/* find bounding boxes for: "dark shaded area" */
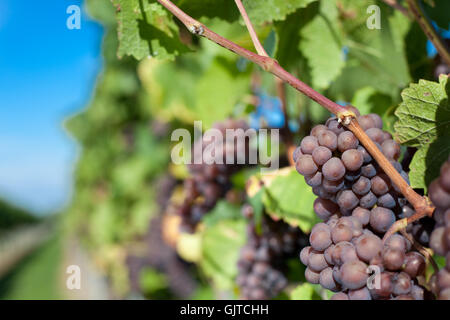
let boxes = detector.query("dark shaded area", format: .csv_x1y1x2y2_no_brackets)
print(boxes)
0,199,39,231
423,76,450,188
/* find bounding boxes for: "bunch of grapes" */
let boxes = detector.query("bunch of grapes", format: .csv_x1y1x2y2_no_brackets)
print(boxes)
236,205,308,300
178,119,253,232
295,112,428,299
428,157,450,300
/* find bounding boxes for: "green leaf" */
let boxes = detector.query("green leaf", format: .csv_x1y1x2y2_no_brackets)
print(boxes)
409,134,450,191
200,219,246,290
274,2,318,69
175,0,239,22
395,75,450,190
256,167,319,233
113,0,188,60
299,0,345,90
328,4,411,101
243,0,318,26
202,201,243,227
290,283,322,300
394,75,450,147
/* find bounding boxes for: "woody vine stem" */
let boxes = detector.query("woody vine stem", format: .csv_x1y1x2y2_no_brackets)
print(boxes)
156,0,435,237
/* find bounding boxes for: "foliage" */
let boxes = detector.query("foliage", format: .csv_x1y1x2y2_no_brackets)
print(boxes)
63,0,450,300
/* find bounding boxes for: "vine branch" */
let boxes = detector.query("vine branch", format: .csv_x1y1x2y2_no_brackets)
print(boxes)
233,0,268,57
156,0,435,225
406,0,450,66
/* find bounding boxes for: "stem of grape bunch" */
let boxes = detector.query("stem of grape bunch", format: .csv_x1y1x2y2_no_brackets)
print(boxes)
156,0,435,230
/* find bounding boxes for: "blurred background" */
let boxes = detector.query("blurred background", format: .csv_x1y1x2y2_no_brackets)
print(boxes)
0,0,105,299
0,0,448,300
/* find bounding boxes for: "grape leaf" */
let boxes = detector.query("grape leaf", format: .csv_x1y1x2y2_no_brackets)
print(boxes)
113,0,188,60
174,0,239,22
394,75,450,147
409,136,450,191
247,167,319,233
299,0,344,90
200,219,246,290
242,0,317,26
328,4,411,101
202,201,242,227
395,75,450,190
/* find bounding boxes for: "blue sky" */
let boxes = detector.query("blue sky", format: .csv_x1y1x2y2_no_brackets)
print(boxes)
0,1,103,215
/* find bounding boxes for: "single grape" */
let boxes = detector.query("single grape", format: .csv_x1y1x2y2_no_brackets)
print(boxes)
359,191,377,209
331,223,354,243
377,193,396,209
311,124,328,138
313,198,339,221
365,128,384,144
339,260,369,290
371,174,390,196
352,176,371,196
305,267,320,284
337,190,359,211
308,251,329,272
403,252,426,278
383,248,405,271
357,115,376,131
342,149,364,171
355,234,383,263
368,113,383,129
300,246,313,265
312,146,332,166
301,136,319,155
370,272,393,299
361,164,377,178
352,207,371,226
384,234,407,252
310,225,332,251
318,130,338,151
370,207,395,233
319,267,339,291
295,154,318,176
429,226,447,256
392,272,412,296
381,139,400,160
327,119,345,135
322,157,346,181
305,172,322,187
429,180,450,209
337,131,359,152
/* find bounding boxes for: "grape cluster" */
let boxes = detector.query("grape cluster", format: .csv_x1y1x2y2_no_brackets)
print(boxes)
178,119,253,232
428,157,450,300
295,112,428,299
236,206,308,300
